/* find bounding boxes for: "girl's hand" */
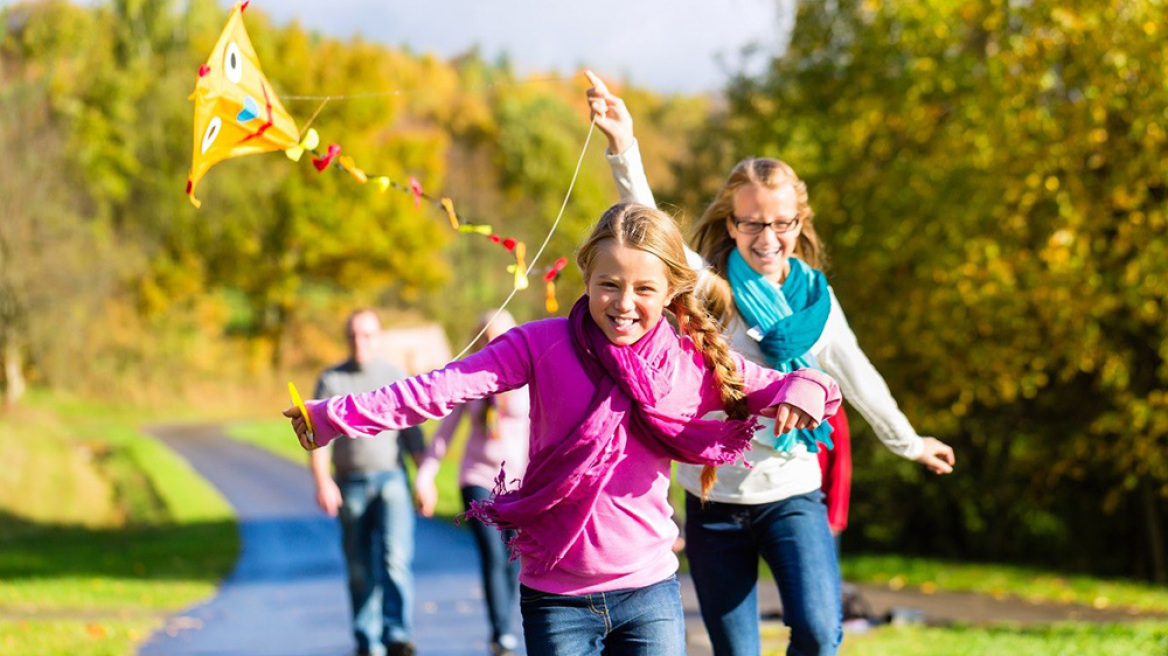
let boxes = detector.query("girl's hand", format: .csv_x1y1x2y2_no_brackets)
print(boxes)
916,437,956,474
414,479,438,518
761,402,818,436
585,70,635,155
315,477,343,517
282,405,317,451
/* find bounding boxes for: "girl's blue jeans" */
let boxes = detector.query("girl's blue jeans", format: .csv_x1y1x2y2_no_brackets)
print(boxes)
519,575,685,656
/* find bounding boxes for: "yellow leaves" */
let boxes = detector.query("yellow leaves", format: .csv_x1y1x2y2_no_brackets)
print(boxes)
1050,8,1083,31
1144,121,1165,146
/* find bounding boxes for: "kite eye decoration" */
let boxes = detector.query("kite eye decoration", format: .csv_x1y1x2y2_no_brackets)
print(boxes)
201,116,223,154
224,42,244,84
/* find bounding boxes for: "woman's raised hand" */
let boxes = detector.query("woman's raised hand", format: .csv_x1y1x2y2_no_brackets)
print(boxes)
585,70,635,155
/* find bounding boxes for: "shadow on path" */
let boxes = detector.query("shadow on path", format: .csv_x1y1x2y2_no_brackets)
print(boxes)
138,424,515,656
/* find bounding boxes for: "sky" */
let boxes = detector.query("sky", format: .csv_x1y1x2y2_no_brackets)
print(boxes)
220,0,795,94
2,0,797,92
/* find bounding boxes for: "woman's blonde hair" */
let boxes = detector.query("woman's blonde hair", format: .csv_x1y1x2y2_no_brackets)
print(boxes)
577,202,750,497
690,158,826,324
471,309,518,435
470,308,518,353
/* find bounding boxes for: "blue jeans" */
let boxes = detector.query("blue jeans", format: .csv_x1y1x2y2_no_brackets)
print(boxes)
685,491,841,656
338,470,415,653
462,485,521,645
520,575,685,656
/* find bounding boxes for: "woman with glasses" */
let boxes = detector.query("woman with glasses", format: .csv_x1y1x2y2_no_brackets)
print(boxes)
585,72,956,656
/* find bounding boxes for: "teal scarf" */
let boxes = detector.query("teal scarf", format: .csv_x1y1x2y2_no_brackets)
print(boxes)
727,250,834,453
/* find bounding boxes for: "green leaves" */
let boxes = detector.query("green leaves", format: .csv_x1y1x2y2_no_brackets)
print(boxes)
691,0,1168,580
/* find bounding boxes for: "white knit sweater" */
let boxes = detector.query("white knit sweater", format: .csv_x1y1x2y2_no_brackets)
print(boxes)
607,142,924,504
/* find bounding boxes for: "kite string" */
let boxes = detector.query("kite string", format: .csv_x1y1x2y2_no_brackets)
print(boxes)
300,97,331,133
283,74,569,101
450,116,598,362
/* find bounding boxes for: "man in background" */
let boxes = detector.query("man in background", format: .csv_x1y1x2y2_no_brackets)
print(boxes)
312,308,425,656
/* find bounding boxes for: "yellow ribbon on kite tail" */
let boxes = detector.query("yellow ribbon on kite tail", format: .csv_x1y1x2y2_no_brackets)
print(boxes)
187,1,300,208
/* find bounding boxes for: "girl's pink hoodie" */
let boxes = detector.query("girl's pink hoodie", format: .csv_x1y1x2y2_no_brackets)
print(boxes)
307,317,840,595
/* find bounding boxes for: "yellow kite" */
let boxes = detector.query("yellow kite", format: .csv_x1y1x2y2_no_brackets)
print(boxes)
187,1,299,207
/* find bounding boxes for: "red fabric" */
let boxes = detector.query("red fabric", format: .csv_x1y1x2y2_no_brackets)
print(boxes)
818,405,852,534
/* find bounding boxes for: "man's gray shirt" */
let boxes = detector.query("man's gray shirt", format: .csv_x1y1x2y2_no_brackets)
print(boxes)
315,358,423,477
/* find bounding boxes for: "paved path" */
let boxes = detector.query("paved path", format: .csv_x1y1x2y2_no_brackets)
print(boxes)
138,424,518,656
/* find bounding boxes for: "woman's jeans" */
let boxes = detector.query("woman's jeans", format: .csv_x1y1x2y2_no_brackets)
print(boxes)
338,470,415,652
685,491,841,656
520,575,685,656
462,485,521,645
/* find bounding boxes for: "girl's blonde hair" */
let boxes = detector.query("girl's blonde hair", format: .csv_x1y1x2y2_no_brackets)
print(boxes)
577,202,749,497
690,158,826,323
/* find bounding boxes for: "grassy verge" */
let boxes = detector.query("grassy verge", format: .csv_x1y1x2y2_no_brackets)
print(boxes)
0,390,238,656
225,417,312,466
841,553,1168,613
750,554,1168,655
0,619,160,656
759,620,1168,656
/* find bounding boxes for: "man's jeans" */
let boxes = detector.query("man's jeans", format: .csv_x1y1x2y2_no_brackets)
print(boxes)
338,470,414,653
685,491,842,656
520,575,685,656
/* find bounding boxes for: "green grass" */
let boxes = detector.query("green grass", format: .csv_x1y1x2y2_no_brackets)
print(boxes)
841,554,1168,613
0,619,159,656
808,621,1168,656
750,554,1168,654
0,390,238,655
225,416,313,466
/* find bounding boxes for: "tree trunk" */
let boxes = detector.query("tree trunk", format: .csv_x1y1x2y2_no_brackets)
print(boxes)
1142,479,1166,584
3,341,25,407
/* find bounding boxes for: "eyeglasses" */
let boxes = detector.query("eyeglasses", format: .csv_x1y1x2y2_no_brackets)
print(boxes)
730,216,801,235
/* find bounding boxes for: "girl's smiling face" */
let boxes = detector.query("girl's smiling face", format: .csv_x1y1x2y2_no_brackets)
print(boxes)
727,182,803,283
585,240,673,346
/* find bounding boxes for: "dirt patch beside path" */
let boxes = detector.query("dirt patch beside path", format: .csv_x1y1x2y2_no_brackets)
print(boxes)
845,582,1167,626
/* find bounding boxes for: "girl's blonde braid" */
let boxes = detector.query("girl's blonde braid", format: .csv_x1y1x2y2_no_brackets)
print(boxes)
671,291,750,499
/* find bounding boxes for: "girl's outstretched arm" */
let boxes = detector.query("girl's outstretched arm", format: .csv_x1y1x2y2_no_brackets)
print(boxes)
761,402,818,437
740,358,842,429
288,327,532,449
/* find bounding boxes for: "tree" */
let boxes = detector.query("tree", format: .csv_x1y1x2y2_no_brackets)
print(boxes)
0,81,120,405
693,0,1168,580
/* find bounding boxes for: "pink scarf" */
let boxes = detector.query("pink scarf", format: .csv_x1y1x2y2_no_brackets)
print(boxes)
466,295,757,573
